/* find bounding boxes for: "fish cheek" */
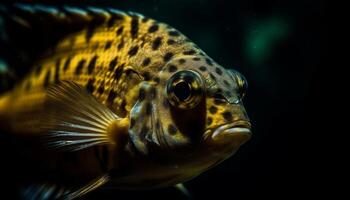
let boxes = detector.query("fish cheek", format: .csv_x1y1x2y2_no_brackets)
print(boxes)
169,98,206,143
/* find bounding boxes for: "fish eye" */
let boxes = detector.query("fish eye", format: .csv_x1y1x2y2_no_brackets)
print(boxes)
166,70,204,109
228,69,248,99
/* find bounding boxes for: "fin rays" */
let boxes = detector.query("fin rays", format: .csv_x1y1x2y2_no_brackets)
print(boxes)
42,81,118,151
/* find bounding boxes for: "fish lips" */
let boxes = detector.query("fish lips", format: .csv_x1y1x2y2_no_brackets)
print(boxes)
204,121,252,146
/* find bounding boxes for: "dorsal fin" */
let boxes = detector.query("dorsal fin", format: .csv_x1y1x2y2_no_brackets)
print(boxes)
0,3,127,80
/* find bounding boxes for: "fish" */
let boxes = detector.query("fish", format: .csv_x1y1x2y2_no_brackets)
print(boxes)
0,3,252,199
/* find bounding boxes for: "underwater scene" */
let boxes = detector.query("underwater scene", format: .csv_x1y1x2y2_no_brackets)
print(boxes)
0,0,324,199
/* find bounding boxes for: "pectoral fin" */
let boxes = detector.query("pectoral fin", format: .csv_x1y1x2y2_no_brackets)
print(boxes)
21,174,110,200
42,81,120,151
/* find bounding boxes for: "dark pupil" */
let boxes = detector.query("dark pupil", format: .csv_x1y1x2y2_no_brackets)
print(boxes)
174,81,191,101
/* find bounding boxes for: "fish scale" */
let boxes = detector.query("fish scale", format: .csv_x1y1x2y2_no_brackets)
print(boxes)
6,6,197,118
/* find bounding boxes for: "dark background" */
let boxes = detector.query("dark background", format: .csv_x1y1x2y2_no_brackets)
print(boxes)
2,0,326,199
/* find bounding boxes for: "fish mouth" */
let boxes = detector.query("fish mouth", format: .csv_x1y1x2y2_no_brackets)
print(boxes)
204,121,252,143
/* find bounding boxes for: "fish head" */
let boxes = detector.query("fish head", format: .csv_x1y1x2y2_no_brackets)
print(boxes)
128,55,251,182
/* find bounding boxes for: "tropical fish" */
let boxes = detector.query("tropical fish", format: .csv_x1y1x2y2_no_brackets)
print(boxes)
0,4,252,199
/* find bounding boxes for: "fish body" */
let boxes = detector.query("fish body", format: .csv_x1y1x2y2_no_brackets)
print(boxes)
0,4,251,199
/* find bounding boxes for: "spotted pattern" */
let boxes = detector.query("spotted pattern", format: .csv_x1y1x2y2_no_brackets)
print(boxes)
199,66,207,72
116,26,124,36
148,24,159,33
209,106,218,114
152,37,162,50
130,16,139,39
87,56,98,74
128,46,139,57
109,57,118,71
183,50,196,55
222,112,233,122
142,57,151,66
167,39,175,45
168,65,177,73
75,60,85,75
163,52,173,62
86,79,95,93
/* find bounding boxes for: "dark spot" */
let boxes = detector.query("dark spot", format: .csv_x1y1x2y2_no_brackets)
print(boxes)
107,14,124,28
117,40,125,50
85,18,100,42
107,90,117,105
98,85,104,95
104,41,112,50
209,73,216,81
116,26,124,36
199,66,207,72
75,60,85,75
167,39,175,45
107,17,116,28
88,56,98,74
128,46,139,57
139,88,146,101
152,37,162,50
44,70,51,87
205,58,213,66
145,103,152,115
130,118,135,129
178,59,186,64
222,112,233,122
143,71,151,81
209,106,218,114
168,30,180,36
63,57,71,72
207,117,213,126
183,50,196,55
168,124,177,135
223,80,230,86
86,79,95,94
215,67,223,75
168,65,177,73
114,64,124,80
35,65,42,76
142,57,151,66
54,59,60,84
142,17,149,23
148,24,159,33
109,57,118,71
163,52,173,62
193,57,201,61
130,16,139,39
